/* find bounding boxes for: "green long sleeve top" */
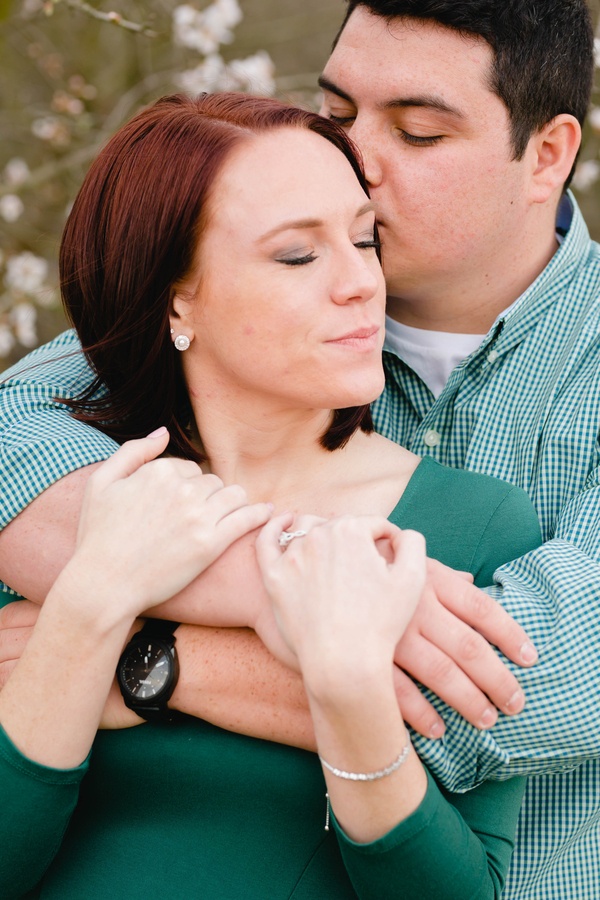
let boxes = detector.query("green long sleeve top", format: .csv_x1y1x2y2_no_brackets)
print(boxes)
0,457,542,899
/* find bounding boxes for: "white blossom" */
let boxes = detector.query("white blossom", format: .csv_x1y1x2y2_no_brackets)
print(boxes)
4,158,30,187
572,158,600,192
177,50,275,96
31,116,61,140
0,323,15,358
0,195,24,223
227,51,275,95
10,302,38,347
177,54,227,94
31,116,70,146
173,0,242,55
5,252,49,294
52,91,85,117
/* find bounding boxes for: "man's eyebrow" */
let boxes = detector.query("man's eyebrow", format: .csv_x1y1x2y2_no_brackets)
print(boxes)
318,74,464,119
258,202,375,243
385,95,465,119
318,74,354,105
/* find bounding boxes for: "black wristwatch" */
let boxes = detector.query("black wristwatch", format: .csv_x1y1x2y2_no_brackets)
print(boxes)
117,619,180,722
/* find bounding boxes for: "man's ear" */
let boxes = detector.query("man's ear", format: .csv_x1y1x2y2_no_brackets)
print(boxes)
527,114,581,203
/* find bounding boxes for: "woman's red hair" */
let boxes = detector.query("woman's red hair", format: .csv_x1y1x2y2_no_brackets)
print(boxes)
60,93,376,460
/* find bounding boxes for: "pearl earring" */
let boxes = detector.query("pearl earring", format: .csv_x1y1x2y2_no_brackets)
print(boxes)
173,334,190,351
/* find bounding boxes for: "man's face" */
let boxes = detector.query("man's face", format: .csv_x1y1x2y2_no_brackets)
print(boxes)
320,8,534,319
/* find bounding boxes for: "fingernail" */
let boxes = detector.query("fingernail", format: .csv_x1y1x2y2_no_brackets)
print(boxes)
266,502,275,512
429,721,445,739
505,689,525,714
479,708,497,730
520,641,538,664
147,426,168,438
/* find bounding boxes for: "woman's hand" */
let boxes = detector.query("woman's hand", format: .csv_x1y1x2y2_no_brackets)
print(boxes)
256,513,430,844
255,513,427,691
67,427,273,624
0,429,272,769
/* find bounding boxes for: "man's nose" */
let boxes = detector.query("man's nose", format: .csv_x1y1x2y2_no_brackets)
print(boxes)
349,120,384,188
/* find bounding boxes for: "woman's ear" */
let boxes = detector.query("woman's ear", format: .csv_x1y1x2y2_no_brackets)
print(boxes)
527,114,581,203
169,291,195,350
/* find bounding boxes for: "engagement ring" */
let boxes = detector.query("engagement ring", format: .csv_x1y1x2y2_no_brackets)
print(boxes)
278,529,307,549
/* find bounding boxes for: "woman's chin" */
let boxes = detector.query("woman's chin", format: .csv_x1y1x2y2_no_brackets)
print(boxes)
330,374,385,409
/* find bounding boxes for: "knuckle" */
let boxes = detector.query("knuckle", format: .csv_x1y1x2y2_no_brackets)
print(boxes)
426,655,456,686
175,479,196,505
202,472,224,489
457,630,488,663
0,601,19,628
393,670,417,701
468,588,494,620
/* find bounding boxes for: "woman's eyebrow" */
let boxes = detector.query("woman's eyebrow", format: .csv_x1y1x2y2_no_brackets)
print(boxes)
258,203,375,244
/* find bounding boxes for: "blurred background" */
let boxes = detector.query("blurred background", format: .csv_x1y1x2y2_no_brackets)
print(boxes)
1,0,599,371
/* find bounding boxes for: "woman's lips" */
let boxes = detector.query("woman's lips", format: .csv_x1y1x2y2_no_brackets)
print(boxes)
326,326,381,350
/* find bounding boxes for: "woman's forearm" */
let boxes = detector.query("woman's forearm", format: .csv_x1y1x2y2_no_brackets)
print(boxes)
0,564,133,768
304,662,427,843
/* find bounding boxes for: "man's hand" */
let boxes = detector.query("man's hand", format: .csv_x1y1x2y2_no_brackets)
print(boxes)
392,559,538,737
0,600,38,689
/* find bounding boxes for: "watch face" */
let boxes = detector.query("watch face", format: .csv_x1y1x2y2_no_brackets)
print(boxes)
119,639,173,701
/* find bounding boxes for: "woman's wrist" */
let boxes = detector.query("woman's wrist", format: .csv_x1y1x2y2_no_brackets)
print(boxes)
302,656,395,712
46,559,140,639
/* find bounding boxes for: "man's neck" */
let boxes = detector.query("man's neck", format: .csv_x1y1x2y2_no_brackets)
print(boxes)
386,212,561,334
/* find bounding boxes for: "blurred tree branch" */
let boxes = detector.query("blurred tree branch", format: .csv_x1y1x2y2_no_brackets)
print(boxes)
43,0,157,36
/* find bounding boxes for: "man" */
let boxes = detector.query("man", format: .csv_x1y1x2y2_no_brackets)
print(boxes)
0,1,598,896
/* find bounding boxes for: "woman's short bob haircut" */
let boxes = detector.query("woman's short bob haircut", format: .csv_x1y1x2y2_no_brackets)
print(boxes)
60,92,377,462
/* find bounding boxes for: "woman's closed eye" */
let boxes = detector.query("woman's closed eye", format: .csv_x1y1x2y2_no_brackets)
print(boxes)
275,250,318,267
354,237,381,251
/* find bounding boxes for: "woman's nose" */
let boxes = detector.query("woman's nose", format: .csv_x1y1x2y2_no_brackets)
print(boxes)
330,250,383,306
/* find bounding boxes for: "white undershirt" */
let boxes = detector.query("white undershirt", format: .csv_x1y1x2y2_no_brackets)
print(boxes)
384,318,488,399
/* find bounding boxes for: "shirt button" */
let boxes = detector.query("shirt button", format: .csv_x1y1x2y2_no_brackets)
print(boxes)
487,349,499,363
423,429,441,448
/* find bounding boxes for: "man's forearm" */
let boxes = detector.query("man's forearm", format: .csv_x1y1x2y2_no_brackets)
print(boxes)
170,624,315,750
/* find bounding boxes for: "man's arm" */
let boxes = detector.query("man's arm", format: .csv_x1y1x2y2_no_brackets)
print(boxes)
0,466,535,741
406,469,600,790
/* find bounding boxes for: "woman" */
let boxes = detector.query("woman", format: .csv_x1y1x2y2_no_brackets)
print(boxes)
0,93,541,898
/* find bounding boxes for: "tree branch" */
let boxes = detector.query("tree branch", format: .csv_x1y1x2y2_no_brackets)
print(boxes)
46,0,158,37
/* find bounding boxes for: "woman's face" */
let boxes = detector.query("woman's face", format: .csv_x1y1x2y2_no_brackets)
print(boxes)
174,127,386,413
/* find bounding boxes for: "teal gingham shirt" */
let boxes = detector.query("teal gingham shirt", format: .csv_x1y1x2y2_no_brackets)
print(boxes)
0,193,598,898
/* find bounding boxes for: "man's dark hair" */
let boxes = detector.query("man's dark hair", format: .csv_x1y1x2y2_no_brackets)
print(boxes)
338,1,594,180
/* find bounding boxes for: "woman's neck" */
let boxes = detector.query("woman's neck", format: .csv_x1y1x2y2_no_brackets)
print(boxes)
193,398,341,507
185,370,419,518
